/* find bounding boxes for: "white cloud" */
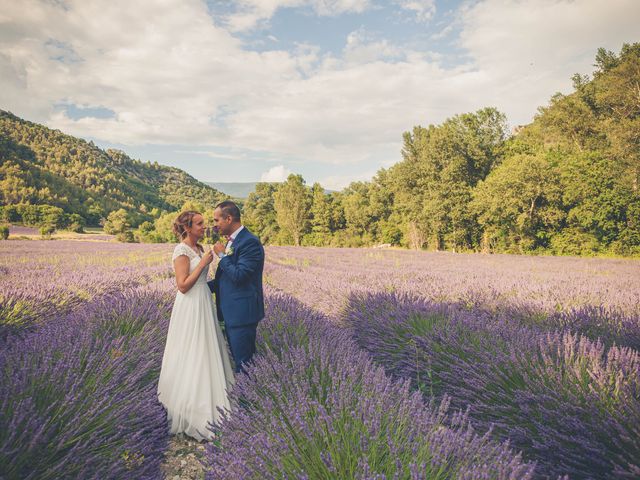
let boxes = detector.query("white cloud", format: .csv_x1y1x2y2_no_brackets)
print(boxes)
395,0,436,22
261,165,293,182
1,0,639,188
457,0,640,124
222,0,372,32
343,27,402,64
430,23,453,40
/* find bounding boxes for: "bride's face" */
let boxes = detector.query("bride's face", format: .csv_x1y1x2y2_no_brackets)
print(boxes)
188,214,205,240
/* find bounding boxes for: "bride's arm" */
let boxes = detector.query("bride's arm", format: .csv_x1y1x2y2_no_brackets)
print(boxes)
174,252,213,294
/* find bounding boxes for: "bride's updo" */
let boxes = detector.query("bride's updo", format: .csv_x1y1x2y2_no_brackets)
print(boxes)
173,210,201,240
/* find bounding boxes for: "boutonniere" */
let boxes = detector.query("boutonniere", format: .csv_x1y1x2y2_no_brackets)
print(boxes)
225,240,234,255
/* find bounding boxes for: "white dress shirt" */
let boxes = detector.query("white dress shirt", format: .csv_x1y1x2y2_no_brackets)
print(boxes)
218,225,244,258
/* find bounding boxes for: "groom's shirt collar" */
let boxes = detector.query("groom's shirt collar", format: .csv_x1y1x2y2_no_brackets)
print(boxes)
229,225,244,242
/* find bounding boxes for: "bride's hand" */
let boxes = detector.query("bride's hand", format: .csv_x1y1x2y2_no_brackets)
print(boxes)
213,241,226,256
200,248,214,266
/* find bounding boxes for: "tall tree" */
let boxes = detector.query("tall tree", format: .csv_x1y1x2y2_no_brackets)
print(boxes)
273,174,310,246
243,182,279,244
390,107,508,250
472,151,564,252
309,183,331,234
342,182,374,237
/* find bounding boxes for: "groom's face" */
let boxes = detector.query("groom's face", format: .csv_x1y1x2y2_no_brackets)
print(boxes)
213,207,233,236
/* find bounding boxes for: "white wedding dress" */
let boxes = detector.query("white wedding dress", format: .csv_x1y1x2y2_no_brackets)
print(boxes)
157,243,234,441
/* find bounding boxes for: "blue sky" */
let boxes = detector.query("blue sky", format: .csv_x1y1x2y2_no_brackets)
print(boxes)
1,0,639,189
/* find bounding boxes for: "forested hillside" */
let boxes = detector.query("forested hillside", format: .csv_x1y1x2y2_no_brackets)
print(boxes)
243,43,640,256
0,111,226,228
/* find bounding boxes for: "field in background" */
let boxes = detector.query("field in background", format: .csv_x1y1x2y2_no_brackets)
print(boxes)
7,225,115,241
1,240,639,479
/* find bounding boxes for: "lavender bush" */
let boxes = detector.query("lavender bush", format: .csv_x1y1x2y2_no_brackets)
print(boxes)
0,289,173,479
264,247,640,348
346,291,640,478
207,292,536,479
2,240,638,479
0,240,172,341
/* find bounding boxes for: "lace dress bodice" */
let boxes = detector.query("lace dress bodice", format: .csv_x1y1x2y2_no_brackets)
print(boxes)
172,243,209,285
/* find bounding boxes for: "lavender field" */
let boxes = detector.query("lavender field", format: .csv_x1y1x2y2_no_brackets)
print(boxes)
1,240,639,479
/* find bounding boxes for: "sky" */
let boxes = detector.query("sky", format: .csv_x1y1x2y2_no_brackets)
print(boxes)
1,0,639,190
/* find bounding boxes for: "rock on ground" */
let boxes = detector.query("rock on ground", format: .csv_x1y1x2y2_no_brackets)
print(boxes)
161,434,208,480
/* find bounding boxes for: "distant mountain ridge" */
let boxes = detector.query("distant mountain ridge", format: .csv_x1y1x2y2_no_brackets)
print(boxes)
0,110,227,225
206,182,262,199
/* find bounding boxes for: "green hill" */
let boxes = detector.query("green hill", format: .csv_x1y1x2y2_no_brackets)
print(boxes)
0,111,227,226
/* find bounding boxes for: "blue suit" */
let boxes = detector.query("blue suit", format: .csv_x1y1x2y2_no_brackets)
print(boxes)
208,227,264,373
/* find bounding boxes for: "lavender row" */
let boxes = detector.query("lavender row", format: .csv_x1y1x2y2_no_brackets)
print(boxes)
346,292,640,479
264,247,640,349
206,290,536,479
0,240,173,341
0,288,173,479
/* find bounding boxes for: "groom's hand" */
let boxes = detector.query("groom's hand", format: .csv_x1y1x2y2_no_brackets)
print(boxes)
213,241,226,256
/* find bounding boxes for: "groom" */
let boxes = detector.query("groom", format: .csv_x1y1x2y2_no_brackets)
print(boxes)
208,200,265,373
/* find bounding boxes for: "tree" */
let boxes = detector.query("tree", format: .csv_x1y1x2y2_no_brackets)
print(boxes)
67,213,85,233
273,174,310,246
135,221,159,243
559,151,637,250
309,183,331,234
243,183,279,244
342,182,376,243
302,183,333,246
472,152,564,252
390,107,508,250
515,42,640,254
39,224,55,239
153,211,180,243
40,205,66,230
103,209,134,242
592,43,640,192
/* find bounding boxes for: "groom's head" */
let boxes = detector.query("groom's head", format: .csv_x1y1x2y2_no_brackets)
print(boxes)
214,200,241,236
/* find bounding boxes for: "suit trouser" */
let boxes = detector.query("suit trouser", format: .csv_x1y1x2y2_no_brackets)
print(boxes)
226,324,257,373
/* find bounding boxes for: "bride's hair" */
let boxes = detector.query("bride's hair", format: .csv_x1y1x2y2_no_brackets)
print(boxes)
173,210,201,240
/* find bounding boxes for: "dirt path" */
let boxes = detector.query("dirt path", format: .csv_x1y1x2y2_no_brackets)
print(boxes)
161,435,208,480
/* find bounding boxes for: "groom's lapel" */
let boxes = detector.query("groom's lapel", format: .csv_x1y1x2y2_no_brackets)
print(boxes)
232,227,249,251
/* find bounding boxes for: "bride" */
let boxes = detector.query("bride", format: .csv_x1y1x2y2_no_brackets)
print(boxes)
157,210,234,441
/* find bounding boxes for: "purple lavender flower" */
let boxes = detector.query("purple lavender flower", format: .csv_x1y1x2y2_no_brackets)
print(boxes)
0,290,172,479
206,293,535,479
0,240,174,341
263,246,640,349
346,291,640,478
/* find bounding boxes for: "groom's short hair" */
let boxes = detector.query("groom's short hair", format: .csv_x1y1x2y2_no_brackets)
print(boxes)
216,200,241,222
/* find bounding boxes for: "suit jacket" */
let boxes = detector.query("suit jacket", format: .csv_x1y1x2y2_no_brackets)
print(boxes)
208,227,265,327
